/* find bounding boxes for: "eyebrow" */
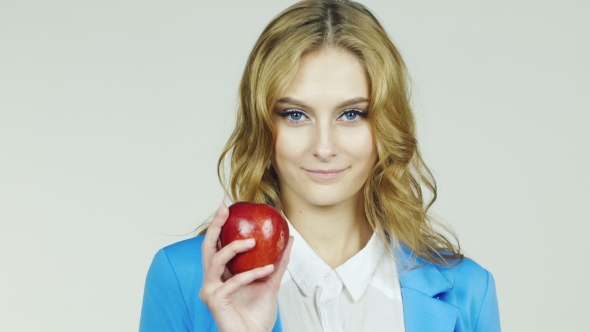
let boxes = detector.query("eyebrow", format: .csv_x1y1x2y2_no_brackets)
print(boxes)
275,97,370,109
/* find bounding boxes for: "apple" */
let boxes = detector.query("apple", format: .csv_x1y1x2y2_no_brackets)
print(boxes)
219,202,289,275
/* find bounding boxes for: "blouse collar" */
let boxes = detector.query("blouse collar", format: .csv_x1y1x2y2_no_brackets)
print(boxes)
282,218,385,302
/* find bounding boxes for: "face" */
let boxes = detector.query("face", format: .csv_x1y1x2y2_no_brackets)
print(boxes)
271,47,377,209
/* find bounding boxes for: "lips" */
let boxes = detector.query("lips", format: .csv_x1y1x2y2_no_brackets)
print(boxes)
304,168,347,180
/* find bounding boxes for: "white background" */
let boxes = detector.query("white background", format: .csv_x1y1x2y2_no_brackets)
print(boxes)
1,1,588,331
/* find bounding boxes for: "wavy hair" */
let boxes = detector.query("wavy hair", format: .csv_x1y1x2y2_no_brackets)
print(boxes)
207,0,462,266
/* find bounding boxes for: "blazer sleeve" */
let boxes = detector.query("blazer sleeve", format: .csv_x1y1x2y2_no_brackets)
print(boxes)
139,249,194,332
139,237,282,332
474,270,501,331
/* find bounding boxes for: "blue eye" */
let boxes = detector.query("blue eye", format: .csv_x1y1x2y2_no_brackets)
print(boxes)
343,111,358,121
289,112,303,121
339,109,368,122
278,110,309,123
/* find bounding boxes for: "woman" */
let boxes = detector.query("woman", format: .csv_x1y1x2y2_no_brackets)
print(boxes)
140,1,500,331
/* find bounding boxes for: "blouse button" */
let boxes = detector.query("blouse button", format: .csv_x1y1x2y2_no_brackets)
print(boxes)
324,273,335,284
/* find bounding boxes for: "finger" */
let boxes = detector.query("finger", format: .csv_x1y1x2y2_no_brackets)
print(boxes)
214,264,275,297
221,266,233,282
202,204,229,266
268,236,293,287
206,238,256,281
204,204,229,251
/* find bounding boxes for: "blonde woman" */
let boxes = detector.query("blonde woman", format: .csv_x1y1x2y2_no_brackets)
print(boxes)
140,1,500,331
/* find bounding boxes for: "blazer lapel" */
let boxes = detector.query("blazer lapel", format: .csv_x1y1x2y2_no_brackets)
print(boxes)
397,246,459,332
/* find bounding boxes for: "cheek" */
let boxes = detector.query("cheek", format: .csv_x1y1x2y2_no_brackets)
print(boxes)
272,128,306,170
347,128,376,160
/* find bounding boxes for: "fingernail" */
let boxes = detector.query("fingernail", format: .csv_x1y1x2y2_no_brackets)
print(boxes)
244,238,255,246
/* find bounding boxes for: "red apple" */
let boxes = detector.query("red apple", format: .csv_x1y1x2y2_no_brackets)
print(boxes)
219,202,289,275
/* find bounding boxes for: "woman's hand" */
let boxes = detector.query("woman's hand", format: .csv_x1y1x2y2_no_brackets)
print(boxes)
199,204,293,332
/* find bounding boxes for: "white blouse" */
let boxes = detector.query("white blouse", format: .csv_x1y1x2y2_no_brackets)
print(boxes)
278,221,405,332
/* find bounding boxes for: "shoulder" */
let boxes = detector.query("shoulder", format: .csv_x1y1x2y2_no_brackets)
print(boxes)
438,257,493,296
140,235,214,331
152,235,207,303
397,244,494,302
396,245,493,297
398,252,500,331
159,235,206,273
435,258,500,331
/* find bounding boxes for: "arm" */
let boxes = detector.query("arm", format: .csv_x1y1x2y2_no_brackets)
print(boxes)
199,204,292,332
474,271,501,332
139,205,290,332
139,249,193,332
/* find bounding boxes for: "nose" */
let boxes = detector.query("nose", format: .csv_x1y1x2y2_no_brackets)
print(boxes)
311,122,338,161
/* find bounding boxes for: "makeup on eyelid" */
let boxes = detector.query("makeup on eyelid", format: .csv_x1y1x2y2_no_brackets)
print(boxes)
276,108,368,124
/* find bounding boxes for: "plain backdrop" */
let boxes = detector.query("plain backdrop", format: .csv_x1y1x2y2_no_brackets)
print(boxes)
1,0,588,331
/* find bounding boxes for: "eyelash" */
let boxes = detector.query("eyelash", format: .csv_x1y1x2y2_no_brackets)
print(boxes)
277,108,368,124
277,110,309,123
339,109,368,122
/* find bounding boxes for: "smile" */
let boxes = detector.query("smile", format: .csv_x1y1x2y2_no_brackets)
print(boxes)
303,168,348,181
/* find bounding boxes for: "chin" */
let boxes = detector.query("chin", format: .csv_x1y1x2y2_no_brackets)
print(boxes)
306,198,341,207
298,188,361,208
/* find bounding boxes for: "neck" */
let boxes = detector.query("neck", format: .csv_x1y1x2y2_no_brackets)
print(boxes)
282,195,373,269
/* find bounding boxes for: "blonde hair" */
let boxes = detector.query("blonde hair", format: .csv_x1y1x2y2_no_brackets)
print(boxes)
210,0,462,266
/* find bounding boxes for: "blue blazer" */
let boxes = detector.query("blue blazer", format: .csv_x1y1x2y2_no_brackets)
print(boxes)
140,236,500,331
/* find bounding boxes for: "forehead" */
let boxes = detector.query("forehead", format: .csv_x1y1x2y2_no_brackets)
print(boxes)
279,47,370,107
